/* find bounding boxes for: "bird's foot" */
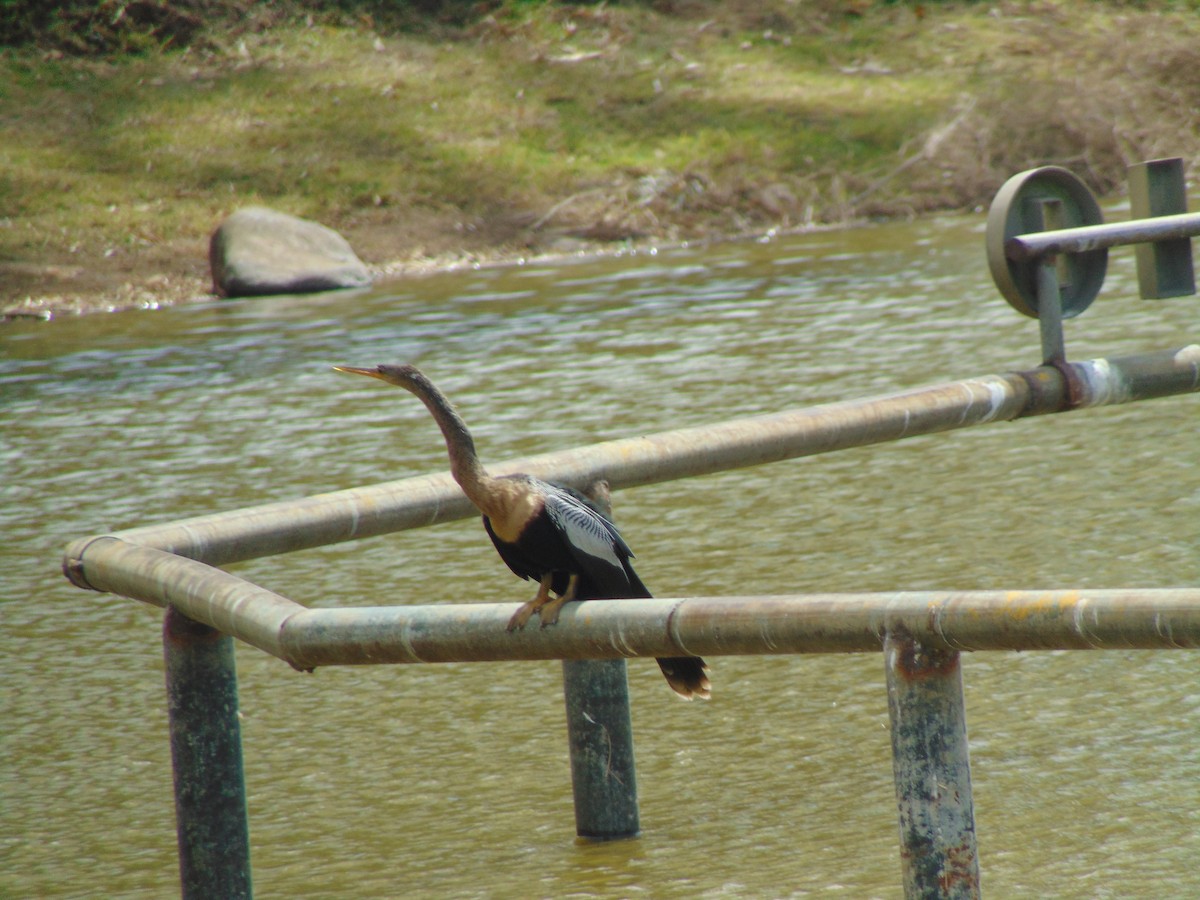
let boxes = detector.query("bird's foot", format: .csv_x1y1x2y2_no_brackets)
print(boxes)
507,573,556,632
538,573,579,628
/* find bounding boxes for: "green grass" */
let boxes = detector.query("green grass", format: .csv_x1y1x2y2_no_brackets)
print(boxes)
2,0,1199,311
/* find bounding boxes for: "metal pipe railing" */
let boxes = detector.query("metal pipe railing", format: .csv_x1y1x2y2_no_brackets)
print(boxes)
60,156,1199,899
56,537,1200,666
59,343,1200,900
65,536,301,660
63,345,1200,579
256,587,1200,666
59,147,1200,899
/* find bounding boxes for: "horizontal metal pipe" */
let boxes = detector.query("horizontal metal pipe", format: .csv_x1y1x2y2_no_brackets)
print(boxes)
1005,211,1200,261
63,346,1200,575
73,474,476,571
65,537,302,659
276,589,1200,670
57,534,1200,664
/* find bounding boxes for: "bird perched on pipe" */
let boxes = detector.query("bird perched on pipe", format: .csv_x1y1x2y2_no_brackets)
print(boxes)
333,363,711,700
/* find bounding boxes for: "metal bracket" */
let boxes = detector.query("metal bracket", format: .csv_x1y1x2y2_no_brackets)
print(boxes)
985,166,1107,363
985,158,1199,364
1128,158,1195,299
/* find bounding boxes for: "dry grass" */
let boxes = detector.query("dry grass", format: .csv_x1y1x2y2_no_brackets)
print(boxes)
873,5,1200,215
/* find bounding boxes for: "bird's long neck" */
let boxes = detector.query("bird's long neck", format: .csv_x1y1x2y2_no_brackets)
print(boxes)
402,375,506,517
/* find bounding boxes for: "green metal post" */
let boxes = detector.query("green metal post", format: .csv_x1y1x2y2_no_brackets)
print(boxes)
1037,259,1065,364
885,629,980,900
163,606,253,899
560,480,639,840
562,658,640,839
1028,195,1067,365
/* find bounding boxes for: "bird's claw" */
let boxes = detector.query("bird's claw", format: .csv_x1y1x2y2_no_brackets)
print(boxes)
538,597,568,628
508,573,555,632
507,573,577,631
537,573,577,628
507,603,535,632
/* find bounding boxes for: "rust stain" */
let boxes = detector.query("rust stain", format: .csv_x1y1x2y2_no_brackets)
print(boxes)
889,625,960,679
938,840,981,893
1003,590,1081,620
1048,358,1087,409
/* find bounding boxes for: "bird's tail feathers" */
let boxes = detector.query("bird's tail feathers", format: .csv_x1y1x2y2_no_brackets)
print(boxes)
657,656,711,700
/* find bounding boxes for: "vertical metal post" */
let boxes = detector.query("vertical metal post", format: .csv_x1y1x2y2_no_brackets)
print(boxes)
560,479,639,840
1025,195,1067,365
561,658,640,839
1037,258,1066,364
164,606,253,899
884,628,980,900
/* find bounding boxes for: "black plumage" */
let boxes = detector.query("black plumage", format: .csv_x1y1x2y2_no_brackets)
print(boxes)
334,363,710,700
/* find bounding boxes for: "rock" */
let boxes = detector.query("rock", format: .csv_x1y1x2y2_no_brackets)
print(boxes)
209,207,372,298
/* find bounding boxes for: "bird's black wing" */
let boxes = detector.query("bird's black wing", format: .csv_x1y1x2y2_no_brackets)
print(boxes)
540,483,645,596
483,514,541,582
544,482,704,697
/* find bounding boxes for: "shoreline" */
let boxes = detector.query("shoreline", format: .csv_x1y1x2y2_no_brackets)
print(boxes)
0,216,843,322
0,235,625,322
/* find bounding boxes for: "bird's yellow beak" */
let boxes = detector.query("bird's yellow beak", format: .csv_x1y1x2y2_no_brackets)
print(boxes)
333,365,385,380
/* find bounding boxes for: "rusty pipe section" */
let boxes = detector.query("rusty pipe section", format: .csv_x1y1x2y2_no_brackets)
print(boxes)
63,346,1200,578
278,589,1200,669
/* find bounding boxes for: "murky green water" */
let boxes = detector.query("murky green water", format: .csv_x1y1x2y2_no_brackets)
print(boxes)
3,213,1198,898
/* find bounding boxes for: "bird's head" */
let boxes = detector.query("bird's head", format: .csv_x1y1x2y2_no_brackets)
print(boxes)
333,363,427,390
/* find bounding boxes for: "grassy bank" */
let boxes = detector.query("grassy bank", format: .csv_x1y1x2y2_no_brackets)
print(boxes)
2,1,1198,319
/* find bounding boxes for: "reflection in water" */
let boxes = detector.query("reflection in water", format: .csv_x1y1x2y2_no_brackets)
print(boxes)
3,215,1198,898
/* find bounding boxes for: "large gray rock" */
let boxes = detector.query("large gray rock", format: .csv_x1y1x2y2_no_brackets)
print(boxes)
209,207,372,298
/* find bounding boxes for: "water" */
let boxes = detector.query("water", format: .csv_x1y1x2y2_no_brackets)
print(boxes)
3,213,1198,898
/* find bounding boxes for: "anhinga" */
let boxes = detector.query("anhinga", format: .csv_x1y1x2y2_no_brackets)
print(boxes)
334,363,711,700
